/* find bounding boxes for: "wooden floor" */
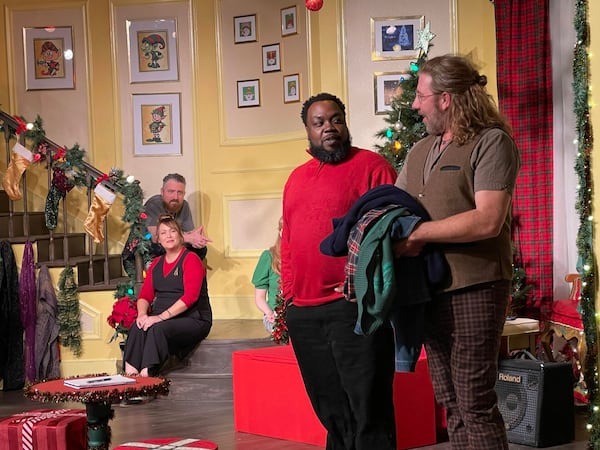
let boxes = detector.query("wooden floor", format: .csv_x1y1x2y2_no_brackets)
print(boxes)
0,390,590,449
0,320,591,449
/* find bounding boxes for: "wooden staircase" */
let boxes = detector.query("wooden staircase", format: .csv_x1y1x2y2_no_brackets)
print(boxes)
0,190,127,291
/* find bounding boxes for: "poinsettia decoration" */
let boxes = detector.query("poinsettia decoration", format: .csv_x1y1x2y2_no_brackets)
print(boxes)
107,295,138,342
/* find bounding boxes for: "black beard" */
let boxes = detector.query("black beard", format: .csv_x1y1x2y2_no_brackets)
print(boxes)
309,139,352,164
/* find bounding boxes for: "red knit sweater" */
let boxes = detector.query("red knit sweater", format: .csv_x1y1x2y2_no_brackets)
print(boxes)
281,147,397,306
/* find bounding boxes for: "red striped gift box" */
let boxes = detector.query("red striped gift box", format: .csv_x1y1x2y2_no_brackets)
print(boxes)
0,408,86,450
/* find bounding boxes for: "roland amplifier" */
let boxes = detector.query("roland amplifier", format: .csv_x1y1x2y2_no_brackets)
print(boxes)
495,358,574,447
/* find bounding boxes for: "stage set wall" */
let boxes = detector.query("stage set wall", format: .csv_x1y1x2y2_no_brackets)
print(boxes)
0,0,497,323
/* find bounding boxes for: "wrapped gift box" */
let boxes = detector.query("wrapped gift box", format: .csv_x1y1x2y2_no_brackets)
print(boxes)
113,438,218,449
0,408,86,450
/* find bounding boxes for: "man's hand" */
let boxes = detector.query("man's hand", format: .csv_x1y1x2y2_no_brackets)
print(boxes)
184,225,212,248
393,236,425,257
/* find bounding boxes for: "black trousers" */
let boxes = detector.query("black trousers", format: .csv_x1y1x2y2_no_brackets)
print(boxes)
286,299,396,450
124,315,211,374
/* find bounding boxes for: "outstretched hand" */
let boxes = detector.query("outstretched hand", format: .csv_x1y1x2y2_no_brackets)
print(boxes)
185,225,212,248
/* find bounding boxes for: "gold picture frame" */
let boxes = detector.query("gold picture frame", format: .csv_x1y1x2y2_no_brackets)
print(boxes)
371,16,424,61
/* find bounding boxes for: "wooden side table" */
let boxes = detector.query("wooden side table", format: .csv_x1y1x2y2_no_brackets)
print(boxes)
25,376,169,450
500,317,540,357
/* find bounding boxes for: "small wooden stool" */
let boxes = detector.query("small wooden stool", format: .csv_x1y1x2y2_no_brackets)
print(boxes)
114,438,218,449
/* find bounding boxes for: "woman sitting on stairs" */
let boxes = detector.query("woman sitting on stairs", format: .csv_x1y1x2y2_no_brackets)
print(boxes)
124,214,212,377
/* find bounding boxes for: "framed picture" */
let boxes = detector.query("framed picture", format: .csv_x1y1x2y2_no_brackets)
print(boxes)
234,14,257,43
127,19,179,83
283,73,300,103
237,79,260,108
374,72,411,114
23,26,74,90
371,16,424,61
262,43,281,73
132,93,181,156
281,6,297,36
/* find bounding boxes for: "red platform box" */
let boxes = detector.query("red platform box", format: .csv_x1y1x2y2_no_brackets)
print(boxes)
233,345,441,449
0,408,86,450
233,345,327,446
113,438,218,449
393,350,439,449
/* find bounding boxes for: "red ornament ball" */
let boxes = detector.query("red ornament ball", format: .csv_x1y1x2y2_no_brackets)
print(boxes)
305,0,323,11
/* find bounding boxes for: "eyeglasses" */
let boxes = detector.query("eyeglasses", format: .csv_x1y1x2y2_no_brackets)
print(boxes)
158,213,175,222
414,93,439,102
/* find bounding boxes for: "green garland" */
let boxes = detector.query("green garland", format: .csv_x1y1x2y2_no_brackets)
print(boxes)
57,266,83,357
2,113,150,347
572,0,598,447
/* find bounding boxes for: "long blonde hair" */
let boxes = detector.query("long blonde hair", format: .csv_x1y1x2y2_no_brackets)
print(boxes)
269,217,282,275
420,54,512,145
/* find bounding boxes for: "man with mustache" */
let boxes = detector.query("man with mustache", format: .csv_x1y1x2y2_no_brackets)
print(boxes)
145,173,211,259
281,92,398,449
395,55,520,449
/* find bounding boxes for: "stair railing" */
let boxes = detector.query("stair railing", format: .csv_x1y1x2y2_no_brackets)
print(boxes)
0,110,136,291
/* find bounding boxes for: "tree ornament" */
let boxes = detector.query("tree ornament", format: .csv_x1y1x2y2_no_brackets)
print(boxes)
386,128,393,139
415,21,436,57
394,120,404,131
305,0,323,11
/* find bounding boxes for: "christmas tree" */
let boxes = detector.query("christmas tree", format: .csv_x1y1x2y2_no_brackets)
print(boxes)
374,22,436,172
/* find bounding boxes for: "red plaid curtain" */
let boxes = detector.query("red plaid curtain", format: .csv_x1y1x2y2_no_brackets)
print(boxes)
494,0,553,312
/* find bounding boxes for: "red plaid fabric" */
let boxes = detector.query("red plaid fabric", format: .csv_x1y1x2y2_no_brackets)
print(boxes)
494,0,553,309
345,205,399,301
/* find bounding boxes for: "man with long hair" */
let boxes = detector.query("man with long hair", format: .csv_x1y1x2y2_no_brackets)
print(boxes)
395,55,520,449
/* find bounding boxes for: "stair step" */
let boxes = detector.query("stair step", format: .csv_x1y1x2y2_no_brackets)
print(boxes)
164,331,275,402
36,233,87,261
0,212,48,238
76,254,125,286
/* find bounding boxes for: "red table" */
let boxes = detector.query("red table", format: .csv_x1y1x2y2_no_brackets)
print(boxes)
25,376,169,450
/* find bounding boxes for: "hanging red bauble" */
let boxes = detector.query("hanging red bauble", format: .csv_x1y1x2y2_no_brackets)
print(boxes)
305,0,323,11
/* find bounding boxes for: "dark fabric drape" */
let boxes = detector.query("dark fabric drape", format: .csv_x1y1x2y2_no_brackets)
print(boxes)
494,0,553,311
20,241,37,383
0,240,24,390
35,264,61,381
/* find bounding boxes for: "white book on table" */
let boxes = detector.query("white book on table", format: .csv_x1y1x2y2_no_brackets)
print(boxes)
64,374,136,389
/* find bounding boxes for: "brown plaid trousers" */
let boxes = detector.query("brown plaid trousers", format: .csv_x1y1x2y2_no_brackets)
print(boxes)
425,280,510,449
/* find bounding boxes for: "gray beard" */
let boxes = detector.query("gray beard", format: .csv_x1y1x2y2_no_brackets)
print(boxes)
309,140,352,164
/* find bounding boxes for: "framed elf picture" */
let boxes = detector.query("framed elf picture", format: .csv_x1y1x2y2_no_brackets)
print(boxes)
127,19,179,83
132,93,181,156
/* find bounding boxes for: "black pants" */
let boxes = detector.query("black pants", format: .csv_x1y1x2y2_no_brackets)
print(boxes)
286,299,396,450
124,315,211,374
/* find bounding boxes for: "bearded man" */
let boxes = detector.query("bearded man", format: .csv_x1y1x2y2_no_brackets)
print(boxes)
144,173,211,259
280,92,398,450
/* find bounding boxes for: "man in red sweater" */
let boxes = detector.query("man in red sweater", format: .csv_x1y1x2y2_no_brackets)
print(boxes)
281,92,398,449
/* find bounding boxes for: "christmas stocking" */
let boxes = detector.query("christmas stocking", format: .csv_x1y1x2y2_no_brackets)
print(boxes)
2,143,33,201
84,184,116,243
45,169,74,230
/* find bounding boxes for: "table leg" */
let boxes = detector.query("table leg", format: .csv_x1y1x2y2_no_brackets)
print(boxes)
85,402,114,450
